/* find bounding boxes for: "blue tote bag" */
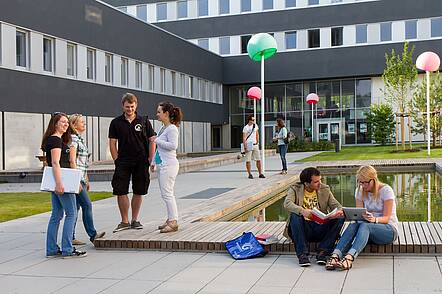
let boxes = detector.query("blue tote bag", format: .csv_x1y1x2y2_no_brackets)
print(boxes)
225,232,267,260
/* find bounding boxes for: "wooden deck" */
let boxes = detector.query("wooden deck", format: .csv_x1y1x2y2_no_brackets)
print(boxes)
94,221,442,254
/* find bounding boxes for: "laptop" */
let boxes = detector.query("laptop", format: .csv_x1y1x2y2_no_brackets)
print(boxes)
342,207,367,221
40,166,82,194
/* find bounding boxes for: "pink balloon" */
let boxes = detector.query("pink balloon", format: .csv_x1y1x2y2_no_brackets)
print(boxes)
306,93,319,105
247,86,261,100
416,51,440,72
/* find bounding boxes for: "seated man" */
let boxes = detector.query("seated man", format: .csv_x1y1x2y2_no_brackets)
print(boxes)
283,167,344,267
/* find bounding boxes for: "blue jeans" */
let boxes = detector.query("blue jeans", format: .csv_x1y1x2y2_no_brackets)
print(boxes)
333,221,396,258
278,144,288,171
288,213,345,257
73,182,97,242
46,192,77,256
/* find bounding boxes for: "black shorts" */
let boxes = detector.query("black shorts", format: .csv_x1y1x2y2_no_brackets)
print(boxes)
111,159,150,196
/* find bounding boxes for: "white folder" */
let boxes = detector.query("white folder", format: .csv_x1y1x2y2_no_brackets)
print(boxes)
40,166,82,194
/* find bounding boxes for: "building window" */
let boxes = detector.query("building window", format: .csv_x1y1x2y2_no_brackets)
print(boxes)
121,57,128,86
405,20,417,39
286,0,296,8
157,3,167,21
171,71,177,95
118,6,127,13
241,35,252,53
148,65,154,90
219,36,230,55
331,0,343,3
135,61,142,89
66,43,77,77
105,53,113,83
219,0,229,14
308,0,319,5
356,24,367,44
189,76,194,97
431,17,442,37
198,0,208,16
308,29,320,48
380,22,392,42
331,27,343,46
263,0,273,10
180,73,185,96
241,0,251,12
136,5,147,22
177,0,188,18
160,68,166,93
43,37,54,72
198,38,209,50
86,48,96,80
285,31,297,49
16,30,28,67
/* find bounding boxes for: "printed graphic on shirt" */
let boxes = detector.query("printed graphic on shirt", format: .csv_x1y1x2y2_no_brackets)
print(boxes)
302,189,319,210
134,124,142,132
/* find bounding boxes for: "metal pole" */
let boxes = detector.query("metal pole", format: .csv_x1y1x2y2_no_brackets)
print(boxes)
312,104,314,142
261,55,265,173
253,99,256,123
427,173,431,222
426,71,431,156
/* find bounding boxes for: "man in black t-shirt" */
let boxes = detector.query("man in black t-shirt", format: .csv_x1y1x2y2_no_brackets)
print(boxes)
109,93,156,232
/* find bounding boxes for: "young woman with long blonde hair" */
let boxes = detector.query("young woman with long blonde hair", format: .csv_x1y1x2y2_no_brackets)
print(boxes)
326,165,398,270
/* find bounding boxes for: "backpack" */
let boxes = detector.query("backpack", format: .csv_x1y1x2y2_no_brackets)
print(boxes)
284,128,294,144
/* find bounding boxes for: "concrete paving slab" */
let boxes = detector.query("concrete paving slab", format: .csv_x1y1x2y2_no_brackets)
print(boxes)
51,277,118,294
249,285,292,294
149,281,205,294
1,275,76,294
253,256,303,288
100,279,160,293
291,264,346,293
394,256,442,293
0,251,46,274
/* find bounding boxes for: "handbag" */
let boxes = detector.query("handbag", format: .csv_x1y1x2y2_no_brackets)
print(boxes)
240,124,256,155
225,232,267,260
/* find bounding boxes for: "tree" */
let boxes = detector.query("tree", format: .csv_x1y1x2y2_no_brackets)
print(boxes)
366,104,395,145
410,71,442,147
382,42,418,150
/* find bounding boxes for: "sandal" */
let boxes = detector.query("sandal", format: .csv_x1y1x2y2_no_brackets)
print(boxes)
339,254,354,270
158,220,169,230
325,254,341,270
160,220,178,233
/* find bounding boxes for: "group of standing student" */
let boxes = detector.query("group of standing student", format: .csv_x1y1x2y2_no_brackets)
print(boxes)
284,165,398,269
109,93,183,234
43,112,101,258
43,93,183,258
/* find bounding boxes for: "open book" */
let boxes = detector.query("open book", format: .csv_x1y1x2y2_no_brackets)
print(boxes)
310,207,339,225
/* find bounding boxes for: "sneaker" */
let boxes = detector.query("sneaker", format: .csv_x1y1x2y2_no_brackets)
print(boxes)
131,220,143,230
316,251,328,265
248,174,254,179
46,249,62,258
259,174,266,179
92,231,106,242
72,239,86,246
63,248,87,259
298,254,311,267
113,222,131,233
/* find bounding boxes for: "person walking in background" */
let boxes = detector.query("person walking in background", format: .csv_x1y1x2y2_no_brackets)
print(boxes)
109,93,156,233
68,113,105,245
42,112,86,258
150,102,183,233
326,165,398,271
273,118,288,175
243,115,265,179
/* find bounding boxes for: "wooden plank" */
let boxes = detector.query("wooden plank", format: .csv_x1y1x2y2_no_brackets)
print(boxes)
402,222,414,253
431,222,442,253
415,222,429,254
408,222,421,254
196,222,236,251
396,222,407,253
426,222,442,254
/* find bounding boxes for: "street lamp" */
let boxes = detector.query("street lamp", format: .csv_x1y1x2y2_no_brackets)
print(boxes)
247,33,277,174
416,51,440,156
247,86,261,121
306,93,319,142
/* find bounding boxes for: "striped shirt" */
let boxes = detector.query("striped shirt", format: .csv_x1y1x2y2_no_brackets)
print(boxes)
71,134,90,183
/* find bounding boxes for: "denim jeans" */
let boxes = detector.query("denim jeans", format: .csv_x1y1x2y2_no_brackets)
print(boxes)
278,144,288,171
46,192,77,256
333,221,396,258
288,213,345,257
73,182,98,242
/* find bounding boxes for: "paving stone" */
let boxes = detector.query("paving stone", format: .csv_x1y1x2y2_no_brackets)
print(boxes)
394,256,442,293
101,279,160,293
1,275,76,294
51,277,118,294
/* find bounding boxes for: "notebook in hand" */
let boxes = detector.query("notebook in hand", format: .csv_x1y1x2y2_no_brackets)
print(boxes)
310,207,339,225
40,166,82,194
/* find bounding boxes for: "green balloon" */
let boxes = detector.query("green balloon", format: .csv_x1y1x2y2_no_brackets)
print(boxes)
247,33,278,62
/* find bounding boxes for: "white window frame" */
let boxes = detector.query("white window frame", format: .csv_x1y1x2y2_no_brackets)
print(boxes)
177,0,188,19
285,31,297,49
105,53,113,84
43,36,54,73
86,48,96,80
160,68,166,93
121,57,128,86
66,43,77,77
171,71,177,95
135,61,142,89
148,65,155,91
156,3,167,21
16,29,28,68
219,0,229,15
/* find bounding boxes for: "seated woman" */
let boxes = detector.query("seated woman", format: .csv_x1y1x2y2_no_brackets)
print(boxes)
326,165,398,270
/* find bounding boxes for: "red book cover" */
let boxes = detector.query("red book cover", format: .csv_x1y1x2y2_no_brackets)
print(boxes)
310,208,338,225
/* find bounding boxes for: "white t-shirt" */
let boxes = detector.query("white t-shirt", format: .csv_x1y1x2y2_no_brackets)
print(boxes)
243,124,258,145
355,184,399,233
154,124,179,166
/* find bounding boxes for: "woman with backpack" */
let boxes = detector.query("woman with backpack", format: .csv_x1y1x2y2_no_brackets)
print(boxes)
274,118,288,175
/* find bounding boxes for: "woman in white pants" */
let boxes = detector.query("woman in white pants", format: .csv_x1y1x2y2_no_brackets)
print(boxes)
150,101,183,233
